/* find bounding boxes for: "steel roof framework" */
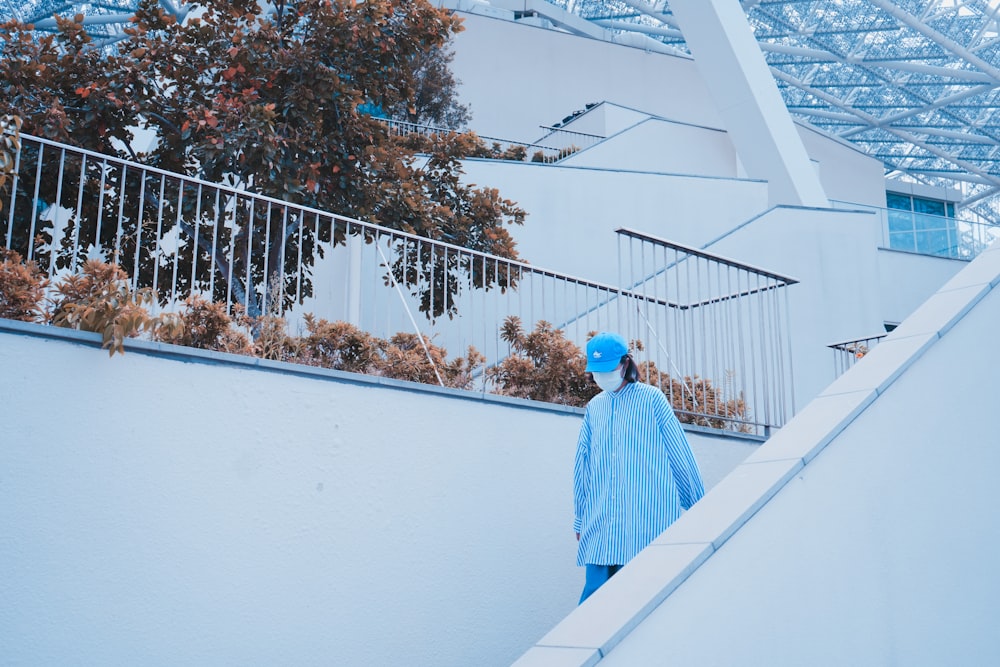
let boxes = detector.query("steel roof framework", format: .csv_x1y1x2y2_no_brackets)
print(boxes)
555,0,1000,221
7,0,1000,219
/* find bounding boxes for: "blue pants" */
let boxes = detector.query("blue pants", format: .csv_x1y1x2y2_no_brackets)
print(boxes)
579,564,622,604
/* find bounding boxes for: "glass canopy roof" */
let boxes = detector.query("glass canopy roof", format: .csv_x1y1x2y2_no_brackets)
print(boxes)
6,0,1000,220
552,0,1000,221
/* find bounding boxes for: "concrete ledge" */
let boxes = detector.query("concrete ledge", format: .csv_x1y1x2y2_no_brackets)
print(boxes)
511,646,602,667
532,543,714,658
743,389,875,465
817,332,937,397
653,458,803,549
0,317,768,443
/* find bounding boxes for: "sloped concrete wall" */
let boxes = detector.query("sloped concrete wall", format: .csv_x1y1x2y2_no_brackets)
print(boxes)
514,241,1000,667
0,323,754,667
600,223,1000,667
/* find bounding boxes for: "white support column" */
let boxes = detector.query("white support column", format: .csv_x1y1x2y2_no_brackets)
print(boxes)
668,0,828,208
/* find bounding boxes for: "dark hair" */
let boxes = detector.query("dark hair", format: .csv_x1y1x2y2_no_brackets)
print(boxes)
621,354,639,383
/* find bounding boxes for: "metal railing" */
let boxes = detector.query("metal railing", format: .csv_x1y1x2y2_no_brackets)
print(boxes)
831,199,1000,260
828,334,887,377
615,228,798,435
378,118,586,164
1,132,795,434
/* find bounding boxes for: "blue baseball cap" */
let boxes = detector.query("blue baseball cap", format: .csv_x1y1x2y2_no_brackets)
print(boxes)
585,332,628,372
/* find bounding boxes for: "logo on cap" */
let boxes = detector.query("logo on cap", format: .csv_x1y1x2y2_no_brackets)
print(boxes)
593,351,602,359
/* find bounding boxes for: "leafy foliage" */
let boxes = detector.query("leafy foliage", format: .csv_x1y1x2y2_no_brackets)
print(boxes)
49,260,182,355
378,332,484,389
384,44,471,129
0,0,524,319
0,114,21,211
637,361,750,431
486,316,597,406
154,294,251,354
298,315,383,373
0,248,47,321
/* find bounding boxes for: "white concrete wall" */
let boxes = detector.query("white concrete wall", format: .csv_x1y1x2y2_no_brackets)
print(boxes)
0,323,756,667
879,248,967,325
449,13,719,143
459,158,769,284
561,118,738,179
702,206,885,409
596,235,1000,667
513,210,1000,667
449,11,885,212
796,123,887,207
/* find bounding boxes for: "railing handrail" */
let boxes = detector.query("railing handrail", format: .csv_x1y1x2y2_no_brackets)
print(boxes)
9,132,798,306
377,117,564,154
2,131,797,433
537,125,605,140
616,227,801,285
827,334,887,351
830,198,1000,229
9,132,626,289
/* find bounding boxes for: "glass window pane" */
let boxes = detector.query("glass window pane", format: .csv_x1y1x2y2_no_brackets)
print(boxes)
886,193,912,211
913,197,945,216
914,213,943,231
889,231,916,252
888,210,914,233
916,230,949,256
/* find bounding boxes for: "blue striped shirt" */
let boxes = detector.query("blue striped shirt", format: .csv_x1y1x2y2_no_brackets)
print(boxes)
574,381,705,566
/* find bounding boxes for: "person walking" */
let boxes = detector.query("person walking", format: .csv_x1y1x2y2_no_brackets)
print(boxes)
574,331,705,603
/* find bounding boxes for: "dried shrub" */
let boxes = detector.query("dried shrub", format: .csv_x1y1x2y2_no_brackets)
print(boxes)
638,361,750,431
486,317,597,406
378,332,484,389
298,315,383,373
247,315,298,361
49,260,181,355
0,248,47,321
154,294,250,354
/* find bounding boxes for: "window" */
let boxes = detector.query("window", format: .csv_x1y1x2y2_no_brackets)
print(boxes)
885,192,958,258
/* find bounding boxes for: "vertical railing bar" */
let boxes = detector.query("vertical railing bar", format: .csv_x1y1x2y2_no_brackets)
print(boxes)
117,164,130,268
279,205,289,316
151,174,167,296
72,153,87,266
295,209,305,307
191,183,203,300
130,170,144,292
169,180,185,305
95,158,108,260
27,143,44,264
773,279,786,427
245,199,256,315
429,241,435,327
710,258,719,424
5,138,23,251
225,195,237,314
261,201,272,316
50,148,68,273
736,268,749,431
209,188,221,298
756,271,769,429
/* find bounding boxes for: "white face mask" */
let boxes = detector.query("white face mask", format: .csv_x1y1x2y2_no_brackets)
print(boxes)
593,369,624,393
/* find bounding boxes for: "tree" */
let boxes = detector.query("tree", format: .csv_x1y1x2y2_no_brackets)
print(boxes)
0,0,523,318
385,45,471,129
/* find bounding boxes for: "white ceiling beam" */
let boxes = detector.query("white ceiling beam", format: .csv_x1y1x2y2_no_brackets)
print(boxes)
868,0,1000,82
669,0,827,206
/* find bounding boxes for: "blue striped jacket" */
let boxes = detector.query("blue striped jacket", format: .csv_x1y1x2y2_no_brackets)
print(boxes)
574,381,705,566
